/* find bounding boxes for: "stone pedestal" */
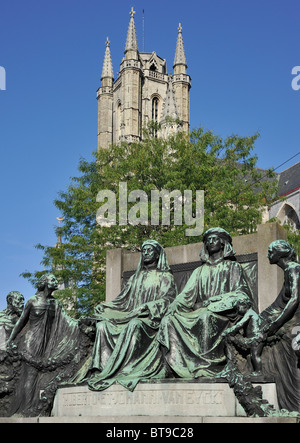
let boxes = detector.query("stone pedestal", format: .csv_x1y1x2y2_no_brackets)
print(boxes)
51,380,279,419
0,381,297,423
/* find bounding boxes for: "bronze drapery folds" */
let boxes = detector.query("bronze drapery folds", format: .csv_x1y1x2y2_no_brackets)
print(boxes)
2,232,300,418
85,240,177,391
5,274,91,417
157,228,253,378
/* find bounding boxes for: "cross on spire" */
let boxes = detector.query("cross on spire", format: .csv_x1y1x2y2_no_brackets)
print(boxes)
130,7,135,18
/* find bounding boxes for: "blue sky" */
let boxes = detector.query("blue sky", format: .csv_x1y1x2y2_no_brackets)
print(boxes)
0,0,299,309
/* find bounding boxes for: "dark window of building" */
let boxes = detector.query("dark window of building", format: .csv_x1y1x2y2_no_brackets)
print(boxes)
152,97,159,138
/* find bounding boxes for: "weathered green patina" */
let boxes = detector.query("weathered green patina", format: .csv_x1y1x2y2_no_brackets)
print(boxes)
2,235,300,418
85,240,177,391
0,291,24,345
5,274,91,417
157,228,253,378
256,240,300,412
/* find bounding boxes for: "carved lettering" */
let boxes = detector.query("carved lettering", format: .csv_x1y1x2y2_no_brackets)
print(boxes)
62,388,224,408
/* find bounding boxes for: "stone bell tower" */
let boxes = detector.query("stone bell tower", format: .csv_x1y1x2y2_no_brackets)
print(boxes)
97,8,191,150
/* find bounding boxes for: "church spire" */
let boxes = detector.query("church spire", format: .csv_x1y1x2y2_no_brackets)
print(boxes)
125,7,138,58
55,217,64,248
101,37,114,81
173,23,187,74
98,38,113,149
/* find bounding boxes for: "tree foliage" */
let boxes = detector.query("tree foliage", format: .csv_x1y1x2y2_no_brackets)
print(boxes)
21,126,277,316
286,229,300,258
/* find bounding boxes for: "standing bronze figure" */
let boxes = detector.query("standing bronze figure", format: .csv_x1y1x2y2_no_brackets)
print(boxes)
6,274,89,416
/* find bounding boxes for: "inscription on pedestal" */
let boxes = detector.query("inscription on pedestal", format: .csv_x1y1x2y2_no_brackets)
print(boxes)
53,383,238,417
62,388,224,408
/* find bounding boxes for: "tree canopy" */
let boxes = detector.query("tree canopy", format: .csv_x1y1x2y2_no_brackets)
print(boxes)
21,126,277,316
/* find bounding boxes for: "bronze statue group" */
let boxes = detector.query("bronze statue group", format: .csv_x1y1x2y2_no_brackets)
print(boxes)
0,227,300,417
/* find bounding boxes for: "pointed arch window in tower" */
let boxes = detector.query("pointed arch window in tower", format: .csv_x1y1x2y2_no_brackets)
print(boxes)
116,102,122,141
152,97,159,138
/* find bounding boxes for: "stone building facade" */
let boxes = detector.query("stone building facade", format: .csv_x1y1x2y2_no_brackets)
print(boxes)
97,8,191,150
269,161,300,230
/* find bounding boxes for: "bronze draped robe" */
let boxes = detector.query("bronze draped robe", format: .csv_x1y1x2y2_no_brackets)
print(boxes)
88,266,177,391
9,298,86,416
157,258,252,378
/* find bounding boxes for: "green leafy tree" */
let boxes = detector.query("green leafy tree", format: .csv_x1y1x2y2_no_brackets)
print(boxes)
286,229,300,258
21,126,277,316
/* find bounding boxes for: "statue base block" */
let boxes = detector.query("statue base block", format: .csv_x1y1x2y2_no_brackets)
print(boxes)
51,379,279,418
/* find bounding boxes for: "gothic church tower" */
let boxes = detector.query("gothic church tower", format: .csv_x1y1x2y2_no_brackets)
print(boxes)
97,8,191,150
